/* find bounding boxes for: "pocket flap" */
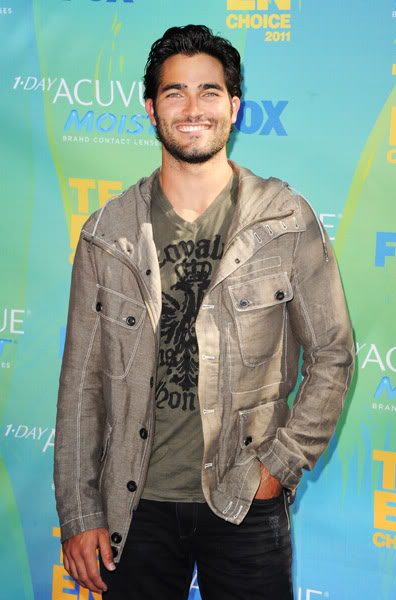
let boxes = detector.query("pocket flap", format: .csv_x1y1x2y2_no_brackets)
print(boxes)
92,285,146,329
229,272,293,312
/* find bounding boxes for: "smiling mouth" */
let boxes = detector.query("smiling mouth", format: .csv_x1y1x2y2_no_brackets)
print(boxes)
176,124,211,133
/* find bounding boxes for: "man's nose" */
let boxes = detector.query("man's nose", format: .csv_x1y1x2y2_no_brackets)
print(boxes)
183,95,203,119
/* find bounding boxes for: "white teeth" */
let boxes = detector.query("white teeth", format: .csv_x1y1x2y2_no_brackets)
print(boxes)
178,125,210,132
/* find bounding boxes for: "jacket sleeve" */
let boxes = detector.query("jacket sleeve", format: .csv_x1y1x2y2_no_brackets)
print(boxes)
260,196,355,491
54,225,108,542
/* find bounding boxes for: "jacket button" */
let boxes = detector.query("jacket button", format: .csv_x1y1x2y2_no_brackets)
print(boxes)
239,299,249,309
235,258,240,264
244,436,253,446
111,546,118,558
126,316,136,326
150,376,154,388
127,480,137,492
96,302,102,312
146,269,151,276
139,428,148,440
275,290,285,301
111,532,122,544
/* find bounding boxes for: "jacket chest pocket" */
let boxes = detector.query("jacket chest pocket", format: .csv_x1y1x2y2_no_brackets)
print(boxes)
93,285,146,379
228,272,293,367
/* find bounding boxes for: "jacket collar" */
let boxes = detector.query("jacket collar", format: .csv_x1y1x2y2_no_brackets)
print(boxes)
136,161,298,239
86,161,299,245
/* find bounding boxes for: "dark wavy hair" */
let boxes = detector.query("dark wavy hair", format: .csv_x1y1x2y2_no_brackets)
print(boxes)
144,25,242,103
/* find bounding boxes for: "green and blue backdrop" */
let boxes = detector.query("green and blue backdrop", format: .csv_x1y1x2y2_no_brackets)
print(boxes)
1,1,396,598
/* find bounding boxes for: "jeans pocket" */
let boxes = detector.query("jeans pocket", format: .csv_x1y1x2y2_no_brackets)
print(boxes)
251,494,283,506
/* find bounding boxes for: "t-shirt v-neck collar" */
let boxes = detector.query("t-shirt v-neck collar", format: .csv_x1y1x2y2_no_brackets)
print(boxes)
152,173,237,233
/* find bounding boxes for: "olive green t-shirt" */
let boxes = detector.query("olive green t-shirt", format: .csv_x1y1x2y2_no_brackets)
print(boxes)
142,173,237,502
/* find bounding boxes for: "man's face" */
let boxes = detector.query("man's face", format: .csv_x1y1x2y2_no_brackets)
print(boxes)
145,53,240,164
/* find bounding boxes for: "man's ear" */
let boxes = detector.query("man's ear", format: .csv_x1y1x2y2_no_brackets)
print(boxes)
231,97,241,124
145,99,157,126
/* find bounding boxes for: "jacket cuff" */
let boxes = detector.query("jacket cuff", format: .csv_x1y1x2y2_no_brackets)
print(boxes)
60,512,108,543
258,438,302,491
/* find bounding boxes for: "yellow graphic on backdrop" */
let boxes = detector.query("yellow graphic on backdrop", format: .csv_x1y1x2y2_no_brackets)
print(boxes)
373,450,396,549
52,528,101,599
227,0,290,9
69,178,123,263
226,0,291,31
387,66,396,163
388,85,396,163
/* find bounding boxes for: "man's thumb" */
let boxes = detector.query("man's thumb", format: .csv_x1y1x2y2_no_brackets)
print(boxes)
99,532,116,571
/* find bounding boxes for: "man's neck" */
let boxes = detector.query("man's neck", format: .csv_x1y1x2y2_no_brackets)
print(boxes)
159,149,233,223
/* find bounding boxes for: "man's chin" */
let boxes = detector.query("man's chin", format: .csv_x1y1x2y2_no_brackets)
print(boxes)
163,143,222,165
176,151,219,165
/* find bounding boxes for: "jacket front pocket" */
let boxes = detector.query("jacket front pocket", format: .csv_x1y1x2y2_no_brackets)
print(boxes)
92,285,146,379
228,272,293,367
236,399,289,465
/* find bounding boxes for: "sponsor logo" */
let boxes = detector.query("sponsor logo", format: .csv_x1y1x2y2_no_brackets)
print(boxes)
373,450,396,549
356,342,396,373
0,308,25,335
12,76,160,145
372,376,396,412
375,232,396,266
235,100,288,136
52,528,102,600
62,134,160,146
0,308,24,367
226,0,292,36
13,76,145,107
0,7,12,14
63,109,157,142
375,376,396,401
4,424,55,453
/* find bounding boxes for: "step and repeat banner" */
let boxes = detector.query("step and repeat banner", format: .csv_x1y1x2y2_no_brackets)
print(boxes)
1,1,396,598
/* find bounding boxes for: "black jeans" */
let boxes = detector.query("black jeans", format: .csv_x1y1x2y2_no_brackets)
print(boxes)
101,493,293,600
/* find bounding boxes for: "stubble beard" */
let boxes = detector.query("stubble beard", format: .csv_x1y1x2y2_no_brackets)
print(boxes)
153,109,233,165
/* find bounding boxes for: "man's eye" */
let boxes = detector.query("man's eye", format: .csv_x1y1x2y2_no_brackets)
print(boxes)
167,93,182,98
204,92,218,97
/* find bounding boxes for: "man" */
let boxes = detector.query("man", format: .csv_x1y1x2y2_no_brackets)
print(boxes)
55,25,354,600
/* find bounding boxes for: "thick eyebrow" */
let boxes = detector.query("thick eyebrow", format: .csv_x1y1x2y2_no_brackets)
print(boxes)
160,83,187,93
160,82,225,93
198,83,225,91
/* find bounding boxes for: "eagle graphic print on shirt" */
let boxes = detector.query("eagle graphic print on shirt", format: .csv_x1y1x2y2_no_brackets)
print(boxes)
142,173,237,502
157,237,223,408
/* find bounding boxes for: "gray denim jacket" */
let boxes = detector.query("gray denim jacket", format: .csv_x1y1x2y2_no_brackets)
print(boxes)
54,162,354,559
